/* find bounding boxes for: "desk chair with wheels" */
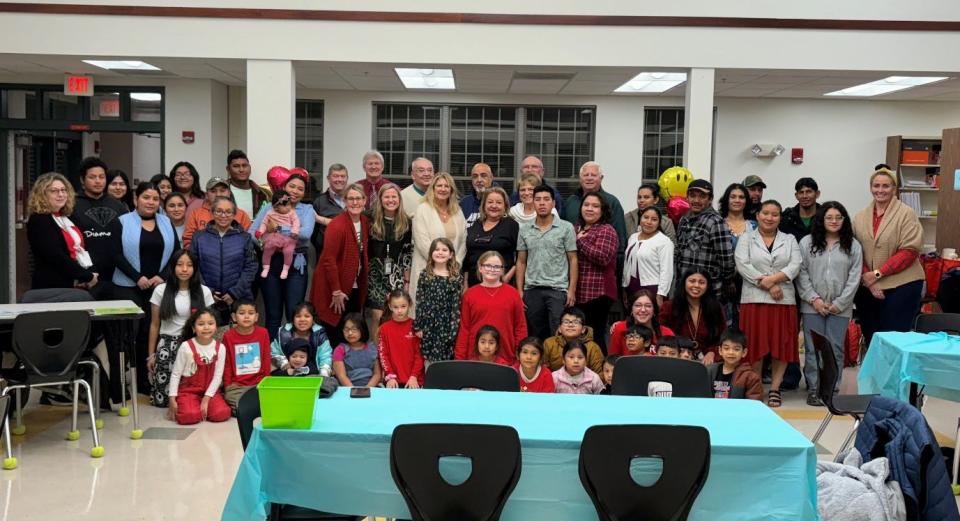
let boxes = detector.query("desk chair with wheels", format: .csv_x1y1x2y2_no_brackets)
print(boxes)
235,388,361,521
424,361,520,392
579,424,711,521
808,330,877,460
914,313,960,335
610,356,713,397
390,423,521,521
0,311,102,469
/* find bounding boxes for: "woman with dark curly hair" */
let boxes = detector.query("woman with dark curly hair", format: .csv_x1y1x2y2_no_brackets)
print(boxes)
719,182,757,326
798,201,863,405
660,269,727,364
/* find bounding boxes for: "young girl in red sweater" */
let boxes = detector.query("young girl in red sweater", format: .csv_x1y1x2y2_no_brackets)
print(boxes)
474,325,509,365
514,337,555,393
454,251,527,363
378,290,424,389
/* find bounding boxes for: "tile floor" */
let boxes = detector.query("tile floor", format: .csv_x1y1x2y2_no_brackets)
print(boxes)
0,367,958,520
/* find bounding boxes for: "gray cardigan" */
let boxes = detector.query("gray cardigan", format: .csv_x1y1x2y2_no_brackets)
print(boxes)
735,229,802,305
796,235,863,317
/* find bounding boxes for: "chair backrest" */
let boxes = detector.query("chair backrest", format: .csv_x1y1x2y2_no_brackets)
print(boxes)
236,387,261,450
424,361,520,392
12,310,91,378
610,356,713,398
810,330,845,415
579,424,711,521
914,313,960,335
390,423,521,521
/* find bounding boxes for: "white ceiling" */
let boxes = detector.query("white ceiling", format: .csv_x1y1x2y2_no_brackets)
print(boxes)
2,54,960,101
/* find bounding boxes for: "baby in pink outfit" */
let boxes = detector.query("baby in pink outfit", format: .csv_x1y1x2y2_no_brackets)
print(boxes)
257,190,300,279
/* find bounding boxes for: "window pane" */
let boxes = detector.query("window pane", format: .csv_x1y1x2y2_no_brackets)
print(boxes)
43,92,84,120
1,90,40,119
524,106,595,187
295,100,324,188
642,107,685,183
130,92,162,122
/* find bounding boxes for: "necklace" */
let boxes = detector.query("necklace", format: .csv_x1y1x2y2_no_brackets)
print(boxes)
687,305,701,349
482,283,502,298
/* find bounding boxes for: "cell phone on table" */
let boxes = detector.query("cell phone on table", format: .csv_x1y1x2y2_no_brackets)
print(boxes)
350,387,371,398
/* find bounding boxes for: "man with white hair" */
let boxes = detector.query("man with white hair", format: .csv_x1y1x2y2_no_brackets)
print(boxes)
401,157,435,217
357,150,390,210
563,161,628,254
510,155,563,216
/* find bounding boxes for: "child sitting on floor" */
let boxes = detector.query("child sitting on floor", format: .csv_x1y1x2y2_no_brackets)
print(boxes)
514,336,555,393
168,308,231,425
599,354,620,395
623,323,654,356
332,312,382,387
552,340,605,395
655,336,682,358
221,299,272,410
272,338,316,376
543,307,604,374
270,302,332,377
474,325,509,365
707,328,763,400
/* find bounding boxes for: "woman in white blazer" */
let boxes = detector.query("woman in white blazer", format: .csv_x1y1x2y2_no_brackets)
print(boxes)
409,173,467,316
735,200,802,407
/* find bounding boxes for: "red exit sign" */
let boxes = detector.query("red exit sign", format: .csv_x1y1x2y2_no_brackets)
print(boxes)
64,74,94,96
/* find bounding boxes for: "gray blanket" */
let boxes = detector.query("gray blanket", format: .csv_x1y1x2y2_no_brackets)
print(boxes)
816,450,906,521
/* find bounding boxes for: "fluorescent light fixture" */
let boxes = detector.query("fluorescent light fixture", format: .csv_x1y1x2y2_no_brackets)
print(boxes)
130,92,162,102
825,76,948,97
83,60,161,71
615,72,687,93
395,68,455,90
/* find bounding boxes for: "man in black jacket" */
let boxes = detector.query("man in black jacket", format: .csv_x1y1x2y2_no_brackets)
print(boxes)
779,177,821,243
71,156,127,300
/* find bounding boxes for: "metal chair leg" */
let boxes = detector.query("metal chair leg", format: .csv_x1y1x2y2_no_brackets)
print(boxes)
129,365,141,439
67,381,82,441
1,387,18,469
811,412,834,444
77,360,101,429
78,380,102,457
835,418,860,462
118,351,128,415
13,388,23,435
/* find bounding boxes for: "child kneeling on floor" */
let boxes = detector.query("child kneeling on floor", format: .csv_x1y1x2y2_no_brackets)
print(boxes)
222,299,272,410
552,339,605,394
707,328,763,400
168,307,231,424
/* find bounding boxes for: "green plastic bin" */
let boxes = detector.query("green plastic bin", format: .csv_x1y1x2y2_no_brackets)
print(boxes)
256,376,323,430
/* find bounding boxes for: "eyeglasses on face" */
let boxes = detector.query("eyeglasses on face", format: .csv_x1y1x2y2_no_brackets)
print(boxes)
480,264,503,270
561,319,582,326
213,209,235,216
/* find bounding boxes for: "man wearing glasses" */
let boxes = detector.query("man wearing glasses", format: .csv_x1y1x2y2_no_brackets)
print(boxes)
181,177,252,248
401,157,435,217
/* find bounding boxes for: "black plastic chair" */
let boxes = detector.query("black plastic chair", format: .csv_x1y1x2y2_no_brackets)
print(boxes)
390,424,521,521
808,330,876,460
424,361,520,392
579,424,711,521
610,356,713,397
235,387,360,521
914,313,960,335
0,311,101,469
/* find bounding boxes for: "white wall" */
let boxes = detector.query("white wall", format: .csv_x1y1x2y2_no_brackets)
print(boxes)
163,78,229,182
713,98,960,212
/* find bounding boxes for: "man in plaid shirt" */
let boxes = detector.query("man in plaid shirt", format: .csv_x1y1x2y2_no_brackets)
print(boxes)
675,179,735,297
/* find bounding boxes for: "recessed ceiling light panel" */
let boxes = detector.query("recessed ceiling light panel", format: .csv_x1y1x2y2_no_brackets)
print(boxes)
615,72,687,93
83,60,161,71
825,76,948,97
395,68,455,90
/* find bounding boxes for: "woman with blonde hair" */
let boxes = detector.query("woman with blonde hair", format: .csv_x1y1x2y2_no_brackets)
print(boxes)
366,183,412,339
409,173,466,315
26,172,98,290
465,186,519,286
852,167,925,347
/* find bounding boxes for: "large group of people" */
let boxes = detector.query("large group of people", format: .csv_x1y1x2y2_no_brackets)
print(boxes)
26,148,925,415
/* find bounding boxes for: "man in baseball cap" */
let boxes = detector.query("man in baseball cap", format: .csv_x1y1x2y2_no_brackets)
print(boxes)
743,175,766,205
182,176,252,247
676,177,735,302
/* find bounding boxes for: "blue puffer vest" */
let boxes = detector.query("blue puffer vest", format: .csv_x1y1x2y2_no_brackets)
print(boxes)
855,396,960,521
190,221,254,300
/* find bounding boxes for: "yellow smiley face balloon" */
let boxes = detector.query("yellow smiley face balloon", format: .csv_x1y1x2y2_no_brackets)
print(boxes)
657,166,695,200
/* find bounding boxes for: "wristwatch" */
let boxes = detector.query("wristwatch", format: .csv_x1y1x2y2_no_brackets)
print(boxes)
873,270,883,280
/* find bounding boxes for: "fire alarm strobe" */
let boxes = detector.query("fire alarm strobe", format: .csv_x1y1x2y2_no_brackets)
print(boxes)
182,131,195,144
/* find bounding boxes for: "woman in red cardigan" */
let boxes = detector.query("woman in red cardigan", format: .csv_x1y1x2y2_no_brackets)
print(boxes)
310,183,369,347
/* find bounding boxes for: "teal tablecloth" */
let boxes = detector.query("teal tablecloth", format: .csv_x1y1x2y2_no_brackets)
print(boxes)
859,331,960,403
222,388,817,521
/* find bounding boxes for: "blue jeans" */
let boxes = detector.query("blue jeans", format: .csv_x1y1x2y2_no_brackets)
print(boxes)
802,313,850,394
261,251,308,341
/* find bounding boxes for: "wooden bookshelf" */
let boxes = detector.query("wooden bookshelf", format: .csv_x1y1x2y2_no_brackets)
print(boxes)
937,128,960,251
886,135,941,251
